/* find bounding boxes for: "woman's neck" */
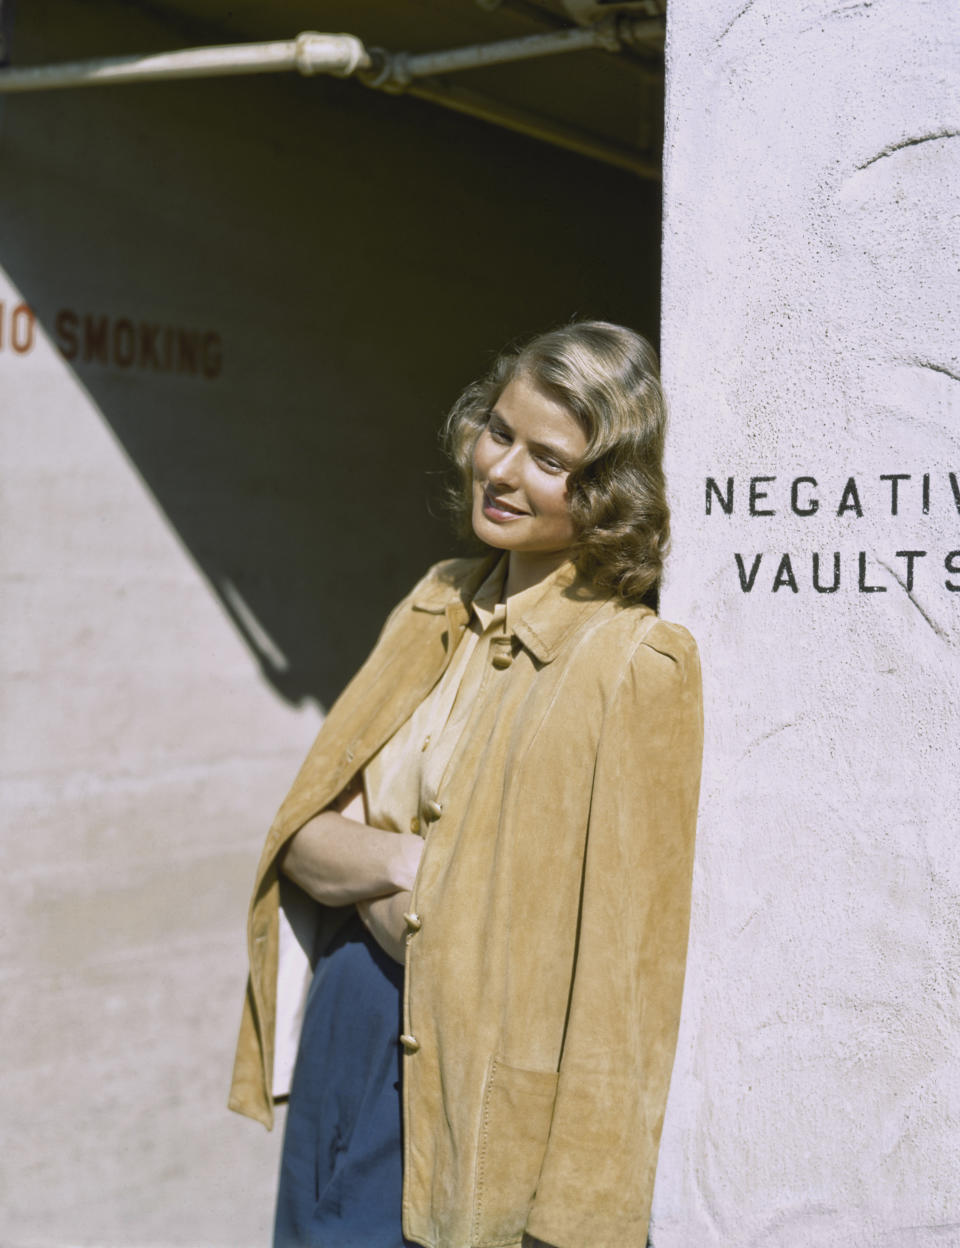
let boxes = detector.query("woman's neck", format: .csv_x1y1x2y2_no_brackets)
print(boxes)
503,548,573,599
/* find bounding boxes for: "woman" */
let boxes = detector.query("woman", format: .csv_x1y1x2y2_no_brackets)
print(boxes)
229,321,703,1248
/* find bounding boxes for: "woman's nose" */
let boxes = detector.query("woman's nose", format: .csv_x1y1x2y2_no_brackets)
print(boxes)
488,444,521,487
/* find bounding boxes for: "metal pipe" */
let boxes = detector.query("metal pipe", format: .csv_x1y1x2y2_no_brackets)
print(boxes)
0,31,370,93
0,19,657,96
0,21,662,177
385,21,619,87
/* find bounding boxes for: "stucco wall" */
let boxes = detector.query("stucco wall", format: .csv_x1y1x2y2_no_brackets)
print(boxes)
0,3,660,1246
657,1,960,1244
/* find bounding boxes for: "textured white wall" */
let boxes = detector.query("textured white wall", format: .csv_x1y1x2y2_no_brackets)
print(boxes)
657,2,960,1245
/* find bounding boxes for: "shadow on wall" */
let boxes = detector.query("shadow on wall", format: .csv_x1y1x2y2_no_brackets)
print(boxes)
0,53,660,709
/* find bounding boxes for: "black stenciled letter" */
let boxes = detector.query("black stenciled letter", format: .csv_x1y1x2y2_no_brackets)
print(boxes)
858,552,886,592
734,554,763,592
749,477,776,516
812,552,840,593
894,550,927,592
706,477,734,515
791,477,819,516
945,551,960,592
837,478,864,518
772,554,799,593
880,474,911,515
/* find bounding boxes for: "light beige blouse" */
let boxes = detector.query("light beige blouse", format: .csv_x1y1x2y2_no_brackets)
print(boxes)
363,551,521,838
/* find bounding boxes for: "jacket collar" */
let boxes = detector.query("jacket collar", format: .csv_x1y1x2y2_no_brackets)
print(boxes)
412,551,613,665
411,553,501,615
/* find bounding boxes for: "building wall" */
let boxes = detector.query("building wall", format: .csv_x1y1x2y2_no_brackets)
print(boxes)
0,3,660,1245
656,2,960,1244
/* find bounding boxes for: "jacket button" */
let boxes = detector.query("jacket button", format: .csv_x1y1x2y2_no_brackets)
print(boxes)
491,638,513,669
421,735,431,752
400,1033,420,1053
403,911,422,932
410,815,421,834
424,798,443,822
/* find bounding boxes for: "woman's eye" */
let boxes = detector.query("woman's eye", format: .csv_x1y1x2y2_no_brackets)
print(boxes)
489,423,511,443
538,456,564,473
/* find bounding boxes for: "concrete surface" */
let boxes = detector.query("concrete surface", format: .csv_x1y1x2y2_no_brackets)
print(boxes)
656,1,960,1245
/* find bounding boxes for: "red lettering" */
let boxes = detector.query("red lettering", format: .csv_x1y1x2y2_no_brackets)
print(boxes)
11,303,35,354
138,323,161,370
20,306,222,378
83,315,109,364
201,331,222,379
176,329,198,374
56,308,79,360
113,318,135,368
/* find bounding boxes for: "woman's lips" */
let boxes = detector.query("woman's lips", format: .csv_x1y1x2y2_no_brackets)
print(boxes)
482,488,528,520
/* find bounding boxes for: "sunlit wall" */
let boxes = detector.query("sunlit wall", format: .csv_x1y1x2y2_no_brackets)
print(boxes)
657,2,960,1244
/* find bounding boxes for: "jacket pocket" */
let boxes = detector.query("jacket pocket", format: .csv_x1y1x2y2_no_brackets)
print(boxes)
472,1058,559,1247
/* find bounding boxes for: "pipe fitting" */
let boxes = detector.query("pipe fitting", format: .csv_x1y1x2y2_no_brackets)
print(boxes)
294,32,370,78
386,51,413,90
355,47,411,92
592,16,623,53
614,15,666,52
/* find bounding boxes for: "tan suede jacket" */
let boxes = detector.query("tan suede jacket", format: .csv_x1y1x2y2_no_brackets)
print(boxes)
229,553,703,1248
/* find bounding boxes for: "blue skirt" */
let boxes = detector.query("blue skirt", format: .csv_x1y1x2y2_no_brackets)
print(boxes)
273,911,418,1248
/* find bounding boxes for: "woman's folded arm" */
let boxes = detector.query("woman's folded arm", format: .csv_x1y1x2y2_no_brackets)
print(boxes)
279,780,424,907
356,889,413,965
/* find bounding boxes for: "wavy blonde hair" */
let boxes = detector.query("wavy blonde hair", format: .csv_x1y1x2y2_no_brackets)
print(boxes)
441,320,670,604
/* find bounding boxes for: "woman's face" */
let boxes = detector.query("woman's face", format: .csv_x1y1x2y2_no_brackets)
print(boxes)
471,373,588,558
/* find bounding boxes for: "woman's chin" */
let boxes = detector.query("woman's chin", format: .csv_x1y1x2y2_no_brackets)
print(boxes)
473,527,512,552
471,510,512,550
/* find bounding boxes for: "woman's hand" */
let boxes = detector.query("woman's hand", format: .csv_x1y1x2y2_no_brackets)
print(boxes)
279,779,424,906
356,889,414,965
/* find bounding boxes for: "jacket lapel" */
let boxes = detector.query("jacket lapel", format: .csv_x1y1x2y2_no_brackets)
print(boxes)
261,554,500,865
509,560,615,664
